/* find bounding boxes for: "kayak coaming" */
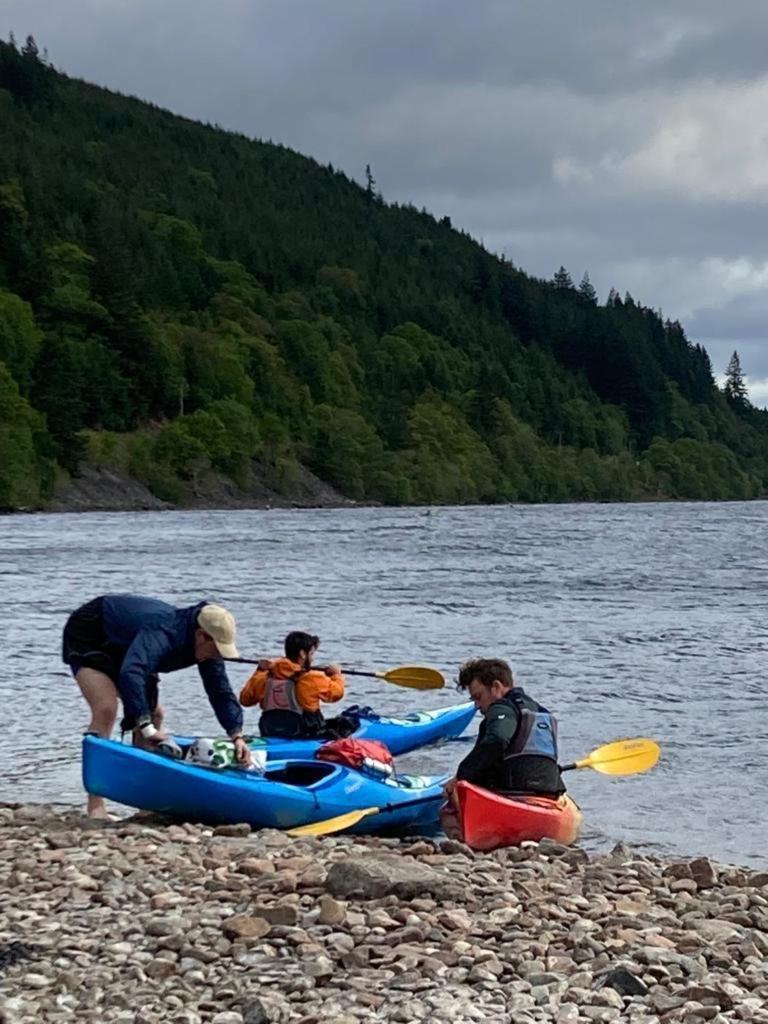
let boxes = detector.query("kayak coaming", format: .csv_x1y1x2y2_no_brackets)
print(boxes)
444,781,583,850
174,701,476,760
82,735,448,833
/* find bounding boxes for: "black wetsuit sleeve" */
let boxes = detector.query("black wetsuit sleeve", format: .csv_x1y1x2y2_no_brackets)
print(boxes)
455,705,519,788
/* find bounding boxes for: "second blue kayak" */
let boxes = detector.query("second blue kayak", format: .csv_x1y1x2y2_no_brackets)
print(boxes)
174,701,475,760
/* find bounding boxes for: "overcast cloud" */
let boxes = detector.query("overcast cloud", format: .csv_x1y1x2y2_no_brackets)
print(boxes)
5,0,768,403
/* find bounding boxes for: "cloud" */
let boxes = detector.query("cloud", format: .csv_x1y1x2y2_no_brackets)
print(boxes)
553,78,768,202
744,377,768,406
598,257,768,320
4,0,768,401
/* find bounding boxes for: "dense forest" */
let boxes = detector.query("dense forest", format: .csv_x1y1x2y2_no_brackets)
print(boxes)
1,36,767,509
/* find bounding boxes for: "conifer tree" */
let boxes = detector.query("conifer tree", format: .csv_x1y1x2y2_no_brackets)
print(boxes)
364,164,376,200
578,272,597,304
724,351,748,405
22,35,39,59
553,266,573,290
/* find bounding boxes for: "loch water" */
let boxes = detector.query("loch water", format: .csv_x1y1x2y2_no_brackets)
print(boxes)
1,501,766,866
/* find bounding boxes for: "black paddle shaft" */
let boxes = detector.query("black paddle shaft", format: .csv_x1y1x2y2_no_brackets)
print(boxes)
225,657,373,679
375,792,445,815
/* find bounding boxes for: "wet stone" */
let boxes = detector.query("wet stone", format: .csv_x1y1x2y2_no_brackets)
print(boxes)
222,915,271,940
598,966,650,996
213,823,251,837
256,904,299,926
1,803,765,1024
317,894,346,925
238,858,276,876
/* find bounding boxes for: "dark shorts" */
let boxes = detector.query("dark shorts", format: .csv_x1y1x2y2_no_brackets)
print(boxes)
63,597,121,679
63,597,159,730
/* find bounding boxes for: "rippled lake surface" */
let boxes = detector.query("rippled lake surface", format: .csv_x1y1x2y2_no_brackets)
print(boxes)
1,502,766,866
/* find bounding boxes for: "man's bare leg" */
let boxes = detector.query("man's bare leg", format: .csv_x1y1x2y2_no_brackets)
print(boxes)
75,668,118,818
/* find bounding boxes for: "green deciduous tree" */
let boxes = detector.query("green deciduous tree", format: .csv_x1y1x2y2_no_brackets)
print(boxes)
0,289,41,393
0,361,54,506
399,394,498,504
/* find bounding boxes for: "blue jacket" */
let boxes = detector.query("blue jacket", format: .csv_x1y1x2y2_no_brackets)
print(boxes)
101,595,243,736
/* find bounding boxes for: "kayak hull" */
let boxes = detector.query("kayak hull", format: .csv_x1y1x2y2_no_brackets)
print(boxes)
174,702,475,760
82,735,447,834
442,781,582,851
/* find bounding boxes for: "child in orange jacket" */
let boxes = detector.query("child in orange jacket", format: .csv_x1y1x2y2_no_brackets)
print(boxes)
240,631,345,738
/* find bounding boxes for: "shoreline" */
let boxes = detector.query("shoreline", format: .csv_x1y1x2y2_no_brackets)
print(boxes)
5,493,768,518
1,803,767,1024
3,461,768,518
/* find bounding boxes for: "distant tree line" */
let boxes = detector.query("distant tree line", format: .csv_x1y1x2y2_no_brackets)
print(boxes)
1,37,766,508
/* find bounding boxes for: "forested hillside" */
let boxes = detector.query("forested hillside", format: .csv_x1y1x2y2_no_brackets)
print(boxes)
2,36,767,509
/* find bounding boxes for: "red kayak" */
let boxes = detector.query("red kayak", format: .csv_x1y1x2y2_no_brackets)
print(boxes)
442,781,582,851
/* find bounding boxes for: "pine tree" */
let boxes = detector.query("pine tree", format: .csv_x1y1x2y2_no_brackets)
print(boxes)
578,272,597,304
364,164,376,200
553,266,573,290
22,35,39,59
724,351,748,405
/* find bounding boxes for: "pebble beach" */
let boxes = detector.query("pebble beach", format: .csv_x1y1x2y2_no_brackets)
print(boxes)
1,803,767,1024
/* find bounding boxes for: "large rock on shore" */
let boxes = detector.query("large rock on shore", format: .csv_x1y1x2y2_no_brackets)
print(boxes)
0,803,767,1024
325,853,459,899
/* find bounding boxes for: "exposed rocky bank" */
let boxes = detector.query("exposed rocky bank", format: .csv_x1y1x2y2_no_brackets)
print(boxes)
1,803,767,1024
46,463,358,514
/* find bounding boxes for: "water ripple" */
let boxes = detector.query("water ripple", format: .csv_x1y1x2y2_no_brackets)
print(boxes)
1,500,766,866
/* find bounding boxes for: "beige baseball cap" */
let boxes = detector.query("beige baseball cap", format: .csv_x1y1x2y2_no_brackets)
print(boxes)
197,604,239,660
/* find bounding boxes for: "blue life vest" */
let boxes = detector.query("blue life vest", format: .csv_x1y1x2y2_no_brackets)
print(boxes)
503,689,564,795
508,694,558,760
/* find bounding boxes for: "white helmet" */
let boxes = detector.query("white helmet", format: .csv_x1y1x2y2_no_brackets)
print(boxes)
185,737,216,766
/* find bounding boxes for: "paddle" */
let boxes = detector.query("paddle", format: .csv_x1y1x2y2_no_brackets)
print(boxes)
288,736,661,838
225,658,444,690
286,792,442,837
560,737,660,776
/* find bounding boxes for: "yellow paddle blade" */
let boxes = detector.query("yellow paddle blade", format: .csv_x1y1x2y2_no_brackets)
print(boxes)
576,737,660,776
379,666,445,690
286,806,378,837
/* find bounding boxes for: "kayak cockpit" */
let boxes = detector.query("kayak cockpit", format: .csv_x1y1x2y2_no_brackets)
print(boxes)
261,762,337,787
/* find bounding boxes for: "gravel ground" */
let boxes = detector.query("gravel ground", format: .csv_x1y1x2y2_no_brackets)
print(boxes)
1,802,767,1024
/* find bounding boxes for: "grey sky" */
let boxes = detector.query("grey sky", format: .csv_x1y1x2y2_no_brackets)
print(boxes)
6,0,768,402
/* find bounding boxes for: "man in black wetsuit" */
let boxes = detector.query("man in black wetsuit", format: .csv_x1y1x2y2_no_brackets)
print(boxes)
445,658,565,798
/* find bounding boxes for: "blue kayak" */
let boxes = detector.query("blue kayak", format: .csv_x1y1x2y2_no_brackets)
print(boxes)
82,736,447,833
174,702,475,760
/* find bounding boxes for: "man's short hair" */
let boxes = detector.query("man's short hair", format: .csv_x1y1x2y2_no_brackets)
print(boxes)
457,658,514,691
284,631,320,661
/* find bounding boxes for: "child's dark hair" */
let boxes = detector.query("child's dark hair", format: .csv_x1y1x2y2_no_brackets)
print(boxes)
285,631,320,661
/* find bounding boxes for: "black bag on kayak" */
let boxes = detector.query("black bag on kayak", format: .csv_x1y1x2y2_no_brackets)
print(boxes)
315,711,360,739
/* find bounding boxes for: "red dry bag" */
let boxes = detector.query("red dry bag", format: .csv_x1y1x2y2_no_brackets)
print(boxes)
316,738,395,778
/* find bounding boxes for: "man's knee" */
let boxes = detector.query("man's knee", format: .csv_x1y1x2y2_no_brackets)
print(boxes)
76,669,118,718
